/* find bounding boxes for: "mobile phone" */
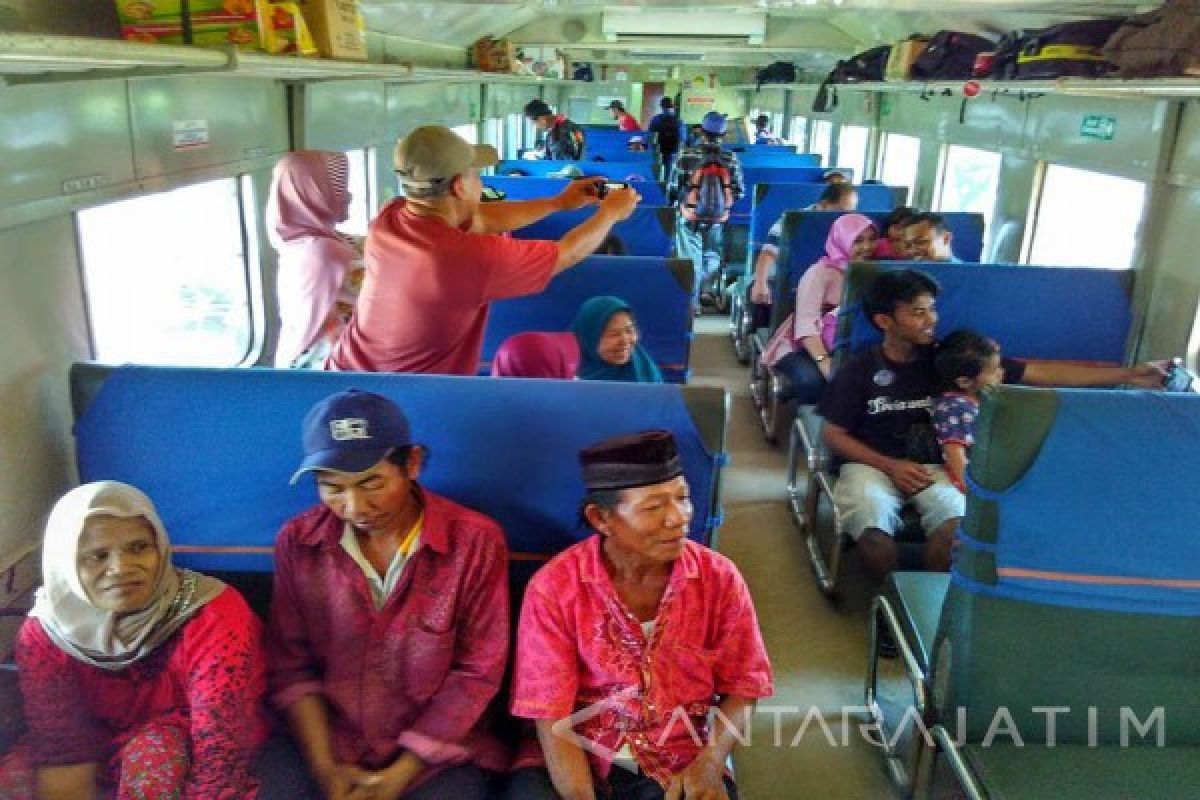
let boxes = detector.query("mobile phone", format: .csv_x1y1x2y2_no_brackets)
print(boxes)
1165,358,1196,392
595,180,629,199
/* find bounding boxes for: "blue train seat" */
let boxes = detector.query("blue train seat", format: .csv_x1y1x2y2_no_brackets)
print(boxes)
730,166,830,220
482,175,667,207
71,365,729,577
511,206,674,258
916,386,1200,799
728,183,899,361
496,159,658,182
795,260,1135,592
482,256,694,383
585,148,654,163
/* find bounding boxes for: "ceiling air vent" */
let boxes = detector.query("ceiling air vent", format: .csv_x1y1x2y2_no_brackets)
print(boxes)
602,10,767,45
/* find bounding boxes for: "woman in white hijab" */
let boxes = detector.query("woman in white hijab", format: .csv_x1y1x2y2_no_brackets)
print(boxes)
0,481,268,799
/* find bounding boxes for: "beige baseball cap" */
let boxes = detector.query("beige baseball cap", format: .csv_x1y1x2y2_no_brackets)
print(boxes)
394,126,498,194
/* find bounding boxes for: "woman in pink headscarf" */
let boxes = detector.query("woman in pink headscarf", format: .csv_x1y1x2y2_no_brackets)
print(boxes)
267,151,362,368
761,213,877,403
490,332,580,379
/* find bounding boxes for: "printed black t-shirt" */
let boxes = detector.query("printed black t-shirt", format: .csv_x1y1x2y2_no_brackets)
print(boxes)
817,345,1025,463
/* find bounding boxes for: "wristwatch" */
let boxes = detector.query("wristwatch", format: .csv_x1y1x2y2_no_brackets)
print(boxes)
813,354,828,363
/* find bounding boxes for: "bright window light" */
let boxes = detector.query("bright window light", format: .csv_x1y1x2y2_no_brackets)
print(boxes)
77,179,252,366
878,132,920,201
789,116,808,149
810,119,834,167
837,125,870,182
452,123,479,144
937,144,1002,229
338,148,372,238
1028,164,1146,269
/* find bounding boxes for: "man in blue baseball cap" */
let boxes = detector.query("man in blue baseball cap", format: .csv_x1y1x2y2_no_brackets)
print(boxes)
266,389,510,800
667,111,744,311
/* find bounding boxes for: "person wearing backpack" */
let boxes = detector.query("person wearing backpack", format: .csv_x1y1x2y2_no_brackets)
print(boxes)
646,96,683,181
524,98,585,161
668,111,744,308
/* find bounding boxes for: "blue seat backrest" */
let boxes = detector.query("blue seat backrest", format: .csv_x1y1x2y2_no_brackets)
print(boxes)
782,210,985,294
74,368,726,572
963,387,1200,616
496,160,658,182
841,261,1133,362
748,183,898,263
581,128,642,148
730,166,832,219
586,148,654,164
483,256,694,383
483,176,667,207
512,206,674,258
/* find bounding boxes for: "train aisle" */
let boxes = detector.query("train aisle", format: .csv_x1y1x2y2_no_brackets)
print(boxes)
687,316,896,799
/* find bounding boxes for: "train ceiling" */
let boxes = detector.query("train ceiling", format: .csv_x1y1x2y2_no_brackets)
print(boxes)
360,0,1159,68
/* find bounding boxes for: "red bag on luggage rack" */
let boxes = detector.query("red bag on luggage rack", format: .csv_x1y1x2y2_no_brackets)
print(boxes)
910,31,995,80
1003,18,1126,79
1103,0,1200,78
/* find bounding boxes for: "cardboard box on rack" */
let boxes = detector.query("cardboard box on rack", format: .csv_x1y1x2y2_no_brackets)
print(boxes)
265,2,318,56
114,0,269,49
473,35,517,73
297,0,367,61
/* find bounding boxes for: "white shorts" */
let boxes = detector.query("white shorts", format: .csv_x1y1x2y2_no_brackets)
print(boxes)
832,463,965,542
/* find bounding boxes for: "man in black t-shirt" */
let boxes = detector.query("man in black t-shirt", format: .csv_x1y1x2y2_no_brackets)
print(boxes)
818,269,1167,582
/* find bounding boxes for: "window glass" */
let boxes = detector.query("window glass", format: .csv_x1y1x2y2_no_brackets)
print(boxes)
77,179,252,366
810,119,834,167
878,132,920,201
836,124,870,182
936,144,1002,228
1027,164,1146,269
506,113,523,160
484,118,505,159
338,148,371,238
451,123,479,144
789,115,808,149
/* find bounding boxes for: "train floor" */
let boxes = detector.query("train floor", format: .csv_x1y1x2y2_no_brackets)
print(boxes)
690,314,945,800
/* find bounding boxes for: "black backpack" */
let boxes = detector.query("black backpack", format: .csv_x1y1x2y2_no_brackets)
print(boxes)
991,19,1124,79
910,31,994,80
755,61,796,91
831,45,892,83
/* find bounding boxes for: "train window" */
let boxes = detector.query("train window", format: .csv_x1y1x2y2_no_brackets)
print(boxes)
789,116,808,149
878,132,920,199
505,113,523,160
337,148,372,238
810,119,834,166
452,123,479,145
936,144,1002,228
1027,164,1146,269
484,118,505,159
837,124,869,182
77,179,252,366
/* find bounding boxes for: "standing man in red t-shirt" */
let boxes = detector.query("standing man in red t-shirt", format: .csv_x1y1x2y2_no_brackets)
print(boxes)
606,100,642,132
329,126,639,375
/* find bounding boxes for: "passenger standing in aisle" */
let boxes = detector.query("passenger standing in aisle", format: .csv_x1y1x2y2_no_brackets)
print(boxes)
267,390,509,800
645,97,683,181
267,151,362,368
524,99,586,161
669,111,744,308
328,126,639,375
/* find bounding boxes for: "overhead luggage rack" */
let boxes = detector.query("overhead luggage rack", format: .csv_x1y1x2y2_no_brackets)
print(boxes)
0,33,569,86
820,77,1200,100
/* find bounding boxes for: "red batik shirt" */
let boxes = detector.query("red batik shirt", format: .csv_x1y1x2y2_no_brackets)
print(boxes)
511,537,773,787
266,488,510,786
13,588,267,800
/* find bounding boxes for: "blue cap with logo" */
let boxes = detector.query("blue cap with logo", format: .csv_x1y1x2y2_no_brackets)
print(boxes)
290,390,412,484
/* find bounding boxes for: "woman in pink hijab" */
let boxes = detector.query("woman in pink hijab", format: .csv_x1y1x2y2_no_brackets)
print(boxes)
267,151,360,368
490,332,580,379
761,213,878,402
